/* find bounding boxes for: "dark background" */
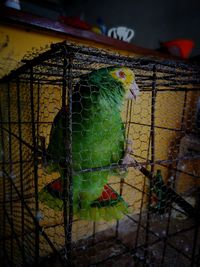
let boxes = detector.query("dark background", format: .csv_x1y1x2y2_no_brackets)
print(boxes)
16,0,200,56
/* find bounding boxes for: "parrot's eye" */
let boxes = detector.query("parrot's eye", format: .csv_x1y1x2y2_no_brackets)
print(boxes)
117,70,126,80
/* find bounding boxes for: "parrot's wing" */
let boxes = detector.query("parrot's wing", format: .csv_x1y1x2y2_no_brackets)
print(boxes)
46,106,70,169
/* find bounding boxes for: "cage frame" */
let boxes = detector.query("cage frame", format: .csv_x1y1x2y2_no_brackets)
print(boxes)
0,41,200,267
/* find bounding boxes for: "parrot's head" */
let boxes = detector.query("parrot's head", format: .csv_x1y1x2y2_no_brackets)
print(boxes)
109,67,139,100
84,66,139,102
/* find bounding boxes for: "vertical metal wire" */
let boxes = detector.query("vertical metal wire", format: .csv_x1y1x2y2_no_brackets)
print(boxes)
36,80,40,143
160,204,172,266
134,136,151,254
116,99,133,238
0,95,6,266
180,91,188,132
62,51,69,264
62,47,74,265
126,100,133,139
150,65,157,183
8,81,14,267
191,190,200,267
62,57,67,109
144,65,157,264
172,90,188,191
30,66,40,265
67,52,74,265
17,77,26,265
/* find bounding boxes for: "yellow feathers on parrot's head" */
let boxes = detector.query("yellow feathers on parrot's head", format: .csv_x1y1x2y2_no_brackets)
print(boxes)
110,67,140,100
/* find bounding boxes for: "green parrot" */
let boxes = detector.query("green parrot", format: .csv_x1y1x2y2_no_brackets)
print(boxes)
39,66,139,221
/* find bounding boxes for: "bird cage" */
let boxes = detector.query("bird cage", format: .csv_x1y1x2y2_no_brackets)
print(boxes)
0,42,200,267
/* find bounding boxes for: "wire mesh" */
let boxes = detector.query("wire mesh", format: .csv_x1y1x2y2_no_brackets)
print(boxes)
0,41,200,267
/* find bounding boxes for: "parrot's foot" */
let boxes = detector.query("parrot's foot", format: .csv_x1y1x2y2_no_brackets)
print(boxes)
123,139,134,164
121,139,138,172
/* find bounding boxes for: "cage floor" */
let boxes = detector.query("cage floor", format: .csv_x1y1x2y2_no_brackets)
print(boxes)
40,214,199,267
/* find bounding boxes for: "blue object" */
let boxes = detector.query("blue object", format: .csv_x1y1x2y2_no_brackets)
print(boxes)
97,17,107,35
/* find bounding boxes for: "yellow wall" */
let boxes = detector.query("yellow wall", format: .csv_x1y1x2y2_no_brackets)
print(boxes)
0,25,63,78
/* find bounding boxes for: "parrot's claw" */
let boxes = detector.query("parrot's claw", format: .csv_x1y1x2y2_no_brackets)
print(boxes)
122,139,135,166
122,153,135,165
112,139,134,176
120,139,140,171
125,139,133,154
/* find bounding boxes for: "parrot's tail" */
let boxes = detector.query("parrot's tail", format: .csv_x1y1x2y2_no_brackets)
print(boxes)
79,184,129,221
39,180,129,221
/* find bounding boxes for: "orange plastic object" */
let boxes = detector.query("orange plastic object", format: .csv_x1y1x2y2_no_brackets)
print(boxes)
162,39,195,59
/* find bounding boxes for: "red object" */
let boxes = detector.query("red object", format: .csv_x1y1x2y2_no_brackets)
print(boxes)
98,185,118,202
59,16,91,30
161,39,194,59
51,179,62,192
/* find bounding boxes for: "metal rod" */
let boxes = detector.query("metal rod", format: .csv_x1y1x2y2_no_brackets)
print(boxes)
7,81,14,267
17,77,26,265
62,53,69,262
190,189,200,267
8,78,64,85
60,42,198,71
116,98,133,238
134,135,151,252
160,202,173,266
0,95,6,266
145,64,157,263
191,221,199,267
62,48,74,265
173,90,188,191
125,121,184,132
0,121,53,124
150,65,157,175
37,80,40,146
67,52,74,265
65,152,200,178
30,65,39,265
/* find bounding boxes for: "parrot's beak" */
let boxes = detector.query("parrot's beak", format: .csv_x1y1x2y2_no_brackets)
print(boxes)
126,81,140,100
